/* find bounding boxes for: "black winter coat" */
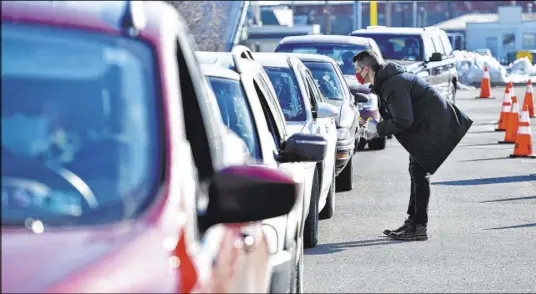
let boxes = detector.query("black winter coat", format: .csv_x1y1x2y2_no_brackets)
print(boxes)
372,63,473,175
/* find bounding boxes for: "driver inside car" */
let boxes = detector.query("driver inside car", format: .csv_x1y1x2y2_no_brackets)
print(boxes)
2,99,80,165
404,39,420,61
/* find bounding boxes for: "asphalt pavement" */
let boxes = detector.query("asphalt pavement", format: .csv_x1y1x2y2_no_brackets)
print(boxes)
304,86,536,293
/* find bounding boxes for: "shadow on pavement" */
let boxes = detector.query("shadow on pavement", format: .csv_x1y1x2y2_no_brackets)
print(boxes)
433,175,536,186
459,142,502,147
468,130,502,134
484,223,536,230
459,157,511,162
305,238,404,255
480,196,536,203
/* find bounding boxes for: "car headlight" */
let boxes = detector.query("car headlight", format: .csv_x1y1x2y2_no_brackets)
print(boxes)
337,128,351,139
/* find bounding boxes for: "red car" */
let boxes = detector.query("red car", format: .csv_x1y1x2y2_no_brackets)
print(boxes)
1,1,308,293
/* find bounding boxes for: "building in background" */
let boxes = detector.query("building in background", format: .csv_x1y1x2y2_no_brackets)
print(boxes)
434,5,536,63
242,3,320,52
266,0,519,36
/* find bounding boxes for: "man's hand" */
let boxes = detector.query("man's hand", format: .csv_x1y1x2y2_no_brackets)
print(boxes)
362,118,379,140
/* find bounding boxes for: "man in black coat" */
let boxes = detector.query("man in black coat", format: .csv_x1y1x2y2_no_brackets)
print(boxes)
353,49,473,241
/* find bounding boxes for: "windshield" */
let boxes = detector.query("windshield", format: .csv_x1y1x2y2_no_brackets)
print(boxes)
276,43,368,75
207,77,261,160
1,23,160,227
304,61,346,101
264,67,307,122
352,34,423,61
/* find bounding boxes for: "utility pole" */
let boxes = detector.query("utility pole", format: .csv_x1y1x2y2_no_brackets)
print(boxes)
386,1,392,27
412,1,418,27
353,0,358,30
370,0,377,26
324,0,331,34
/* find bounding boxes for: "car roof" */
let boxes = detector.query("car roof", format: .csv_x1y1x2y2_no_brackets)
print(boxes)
279,35,373,46
251,52,294,68
1,1,173,40
196,51,266,74
200,64,240,81
351,27,434,36
290,53,337,64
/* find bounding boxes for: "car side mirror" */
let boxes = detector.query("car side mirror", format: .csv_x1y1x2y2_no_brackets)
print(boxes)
354,92,370,104
202,166,298,228
429,52,442,62
316,102,338,119
278,133,327,163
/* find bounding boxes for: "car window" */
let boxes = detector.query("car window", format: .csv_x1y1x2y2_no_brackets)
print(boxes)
253,79,281,150
439,32,453,56
207,77,261,160
421,34,436,61
1,23,161,226
306,69,326,104
276,43,368,75
304,61,346,101
432,33,446,56
264,66,307,122
352,33,423,62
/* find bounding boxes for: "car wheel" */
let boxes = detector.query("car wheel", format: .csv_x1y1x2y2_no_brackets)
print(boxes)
357,139,367,151
336,156,353,192
319,164,335,220
369,136,387,150
304,169,320,249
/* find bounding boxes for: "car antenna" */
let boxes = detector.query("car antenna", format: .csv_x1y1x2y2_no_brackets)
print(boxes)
120,0,146,37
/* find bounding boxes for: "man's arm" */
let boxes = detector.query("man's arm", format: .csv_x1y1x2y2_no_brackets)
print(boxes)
376,78,414,136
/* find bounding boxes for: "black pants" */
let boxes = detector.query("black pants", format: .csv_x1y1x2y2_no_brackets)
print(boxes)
407,155,431,226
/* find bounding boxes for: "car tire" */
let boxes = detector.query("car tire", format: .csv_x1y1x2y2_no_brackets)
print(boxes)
319,164,335,220
304,169,320,249
368,136,387,150
335,156,353,192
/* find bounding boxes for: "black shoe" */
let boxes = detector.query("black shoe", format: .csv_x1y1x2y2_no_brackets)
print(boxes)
383,219,412,236
389,224,428,241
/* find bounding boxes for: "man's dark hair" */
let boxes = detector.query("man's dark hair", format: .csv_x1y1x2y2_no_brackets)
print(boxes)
353,49,382,72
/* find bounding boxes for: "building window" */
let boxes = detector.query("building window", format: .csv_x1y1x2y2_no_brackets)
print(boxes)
502,33,516,49
522,33,536,49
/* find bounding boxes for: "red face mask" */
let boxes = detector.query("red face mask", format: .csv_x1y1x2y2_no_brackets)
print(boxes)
355,67,368,85
356,72,365,85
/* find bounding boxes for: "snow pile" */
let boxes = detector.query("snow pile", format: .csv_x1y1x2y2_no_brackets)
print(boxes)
453,50,508,85
506,57,536,76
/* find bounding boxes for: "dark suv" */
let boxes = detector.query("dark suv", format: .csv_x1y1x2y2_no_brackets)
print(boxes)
350,26,458,103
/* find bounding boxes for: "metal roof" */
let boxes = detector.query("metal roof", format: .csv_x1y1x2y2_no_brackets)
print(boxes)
291,53,337,64
200,64,240,81
350,27,431,36
252,52,293,68
279,35,373,46
432,12,536,31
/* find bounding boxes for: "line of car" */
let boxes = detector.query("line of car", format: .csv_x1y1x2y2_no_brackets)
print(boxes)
1,1,459,293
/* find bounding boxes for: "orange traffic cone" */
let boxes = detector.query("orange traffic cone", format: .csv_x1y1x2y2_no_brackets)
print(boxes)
495,82,512,131
510,104,536,158
499,95,520,144
476,66,494,99
521,79,534,118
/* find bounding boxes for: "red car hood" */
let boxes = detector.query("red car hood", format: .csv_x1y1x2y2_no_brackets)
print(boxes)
1,224,138,293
